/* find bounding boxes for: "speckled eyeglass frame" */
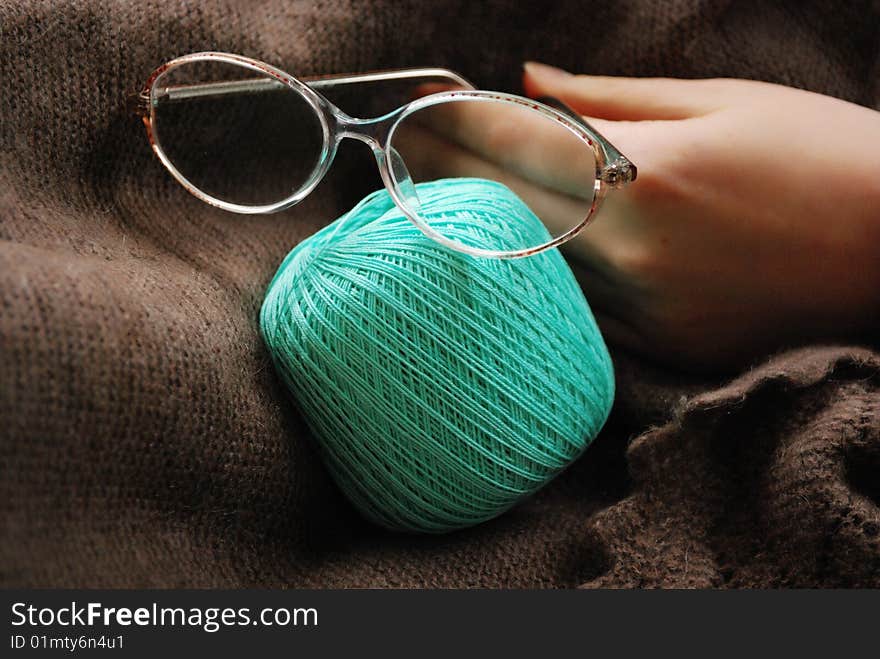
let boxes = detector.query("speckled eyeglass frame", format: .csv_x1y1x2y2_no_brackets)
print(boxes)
139,51,636,259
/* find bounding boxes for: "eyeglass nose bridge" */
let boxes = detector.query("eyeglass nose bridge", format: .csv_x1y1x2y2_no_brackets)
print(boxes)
332,110,420,213
333,110,399,150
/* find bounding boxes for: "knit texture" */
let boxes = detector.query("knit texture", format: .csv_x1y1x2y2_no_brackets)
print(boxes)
260,179,614,533
1,0,879,587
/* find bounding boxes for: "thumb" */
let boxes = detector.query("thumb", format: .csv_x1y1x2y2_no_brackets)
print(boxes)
523,62,724,120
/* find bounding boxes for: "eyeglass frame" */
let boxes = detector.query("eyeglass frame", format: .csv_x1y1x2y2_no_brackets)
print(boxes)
138,51,636,259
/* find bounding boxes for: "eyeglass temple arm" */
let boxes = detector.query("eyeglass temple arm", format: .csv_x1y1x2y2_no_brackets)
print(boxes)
150,67,476,103
303,67,476,90
536,95,637,188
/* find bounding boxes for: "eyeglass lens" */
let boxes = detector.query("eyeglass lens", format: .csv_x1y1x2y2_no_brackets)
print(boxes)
151,60,324,207
389,98,597,253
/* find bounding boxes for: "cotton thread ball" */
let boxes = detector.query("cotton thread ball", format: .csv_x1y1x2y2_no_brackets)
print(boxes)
260,178,614,533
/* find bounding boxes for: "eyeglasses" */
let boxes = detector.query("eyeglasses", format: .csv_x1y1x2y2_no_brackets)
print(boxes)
138,52,636,259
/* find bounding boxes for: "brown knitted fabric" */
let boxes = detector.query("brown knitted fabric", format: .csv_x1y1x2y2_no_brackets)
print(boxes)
1,0,878,588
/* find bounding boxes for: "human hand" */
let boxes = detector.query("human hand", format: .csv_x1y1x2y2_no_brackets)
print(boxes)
518,63,880,371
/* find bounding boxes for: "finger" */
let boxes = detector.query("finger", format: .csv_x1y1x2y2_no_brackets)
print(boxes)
399,91,683,202
575,115,681,173
523,61,725,120
394,123,594,237
396,98,597,198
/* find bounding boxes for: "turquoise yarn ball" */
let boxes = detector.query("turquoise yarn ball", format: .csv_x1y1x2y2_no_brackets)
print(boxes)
260,178,614,533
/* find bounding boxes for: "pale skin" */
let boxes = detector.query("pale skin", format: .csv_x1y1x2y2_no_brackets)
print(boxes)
404,63,880,372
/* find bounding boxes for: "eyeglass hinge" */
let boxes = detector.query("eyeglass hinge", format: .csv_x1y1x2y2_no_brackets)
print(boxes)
126,89,151,118
600,158,637,188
